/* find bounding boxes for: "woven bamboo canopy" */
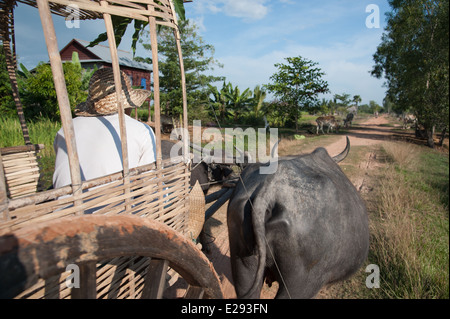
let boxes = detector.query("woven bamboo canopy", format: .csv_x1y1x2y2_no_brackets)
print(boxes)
1,0,197,232
0,0,197,237
0,0,223,300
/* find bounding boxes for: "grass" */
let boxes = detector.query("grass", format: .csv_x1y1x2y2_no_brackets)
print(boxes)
1,117,60,190
366,142,449,298
325,141,449,299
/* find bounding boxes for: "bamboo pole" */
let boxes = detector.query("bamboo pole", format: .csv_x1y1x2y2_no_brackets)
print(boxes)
169,0,189,160
147,3,164,216
36,0,83,213
147,4,162,167
101,0,131,210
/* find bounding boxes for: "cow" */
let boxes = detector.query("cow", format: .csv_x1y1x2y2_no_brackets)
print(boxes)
344,113,354,128
402,114,417,129
316,116,339,134
227,137,369,298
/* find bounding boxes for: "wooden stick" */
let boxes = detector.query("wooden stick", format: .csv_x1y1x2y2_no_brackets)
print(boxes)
36,0,83,213
169,0,189,160
101,0,131,211
0,153,10,221
147,5,162,167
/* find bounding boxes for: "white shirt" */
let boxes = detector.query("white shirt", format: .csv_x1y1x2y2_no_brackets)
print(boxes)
53,114,156,189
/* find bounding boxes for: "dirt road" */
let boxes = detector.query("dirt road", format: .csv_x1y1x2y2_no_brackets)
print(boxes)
201,114,410,299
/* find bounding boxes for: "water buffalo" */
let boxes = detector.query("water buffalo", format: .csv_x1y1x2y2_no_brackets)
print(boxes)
227,137,369,298
344,113,354,128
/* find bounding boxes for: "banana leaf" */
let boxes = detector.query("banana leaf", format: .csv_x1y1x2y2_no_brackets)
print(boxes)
87,0,186,56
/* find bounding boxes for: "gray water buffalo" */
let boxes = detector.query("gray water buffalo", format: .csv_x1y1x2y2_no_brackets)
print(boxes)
227,137,369,298
344,113,354,128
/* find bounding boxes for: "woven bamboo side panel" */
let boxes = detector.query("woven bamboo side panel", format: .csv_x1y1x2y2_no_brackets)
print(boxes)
1,157,191,235
0,145,43,199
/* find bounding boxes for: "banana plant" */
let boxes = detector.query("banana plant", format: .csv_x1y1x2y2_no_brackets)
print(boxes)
224,84,253,122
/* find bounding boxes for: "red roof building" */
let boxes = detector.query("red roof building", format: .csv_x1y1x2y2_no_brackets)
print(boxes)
59,39,152,91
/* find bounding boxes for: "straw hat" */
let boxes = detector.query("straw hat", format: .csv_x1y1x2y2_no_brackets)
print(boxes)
75,68,151,117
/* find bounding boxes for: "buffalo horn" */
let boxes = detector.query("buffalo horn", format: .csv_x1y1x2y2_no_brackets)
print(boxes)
332,136,350,163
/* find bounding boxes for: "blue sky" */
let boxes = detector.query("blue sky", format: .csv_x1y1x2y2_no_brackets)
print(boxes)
13,0,391,106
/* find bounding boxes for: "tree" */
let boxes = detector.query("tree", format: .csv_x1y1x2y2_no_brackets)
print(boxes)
0,46,15,117
251,85,267,118
334,93,351,107
19,55,89,121
352,94,362,113
208,81,231,123
371,0,449,148
138,20,223,118
352,95,362,107
264,56,329,132
224,83,253,122
369,100,382,114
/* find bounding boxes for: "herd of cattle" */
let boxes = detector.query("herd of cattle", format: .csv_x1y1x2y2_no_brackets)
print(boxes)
315,113,354,135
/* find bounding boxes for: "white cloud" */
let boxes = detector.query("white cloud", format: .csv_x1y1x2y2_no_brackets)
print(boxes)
190,0,269,21
223,0,269,21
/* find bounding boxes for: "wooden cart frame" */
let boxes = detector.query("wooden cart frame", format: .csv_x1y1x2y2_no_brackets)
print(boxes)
0,0,224,299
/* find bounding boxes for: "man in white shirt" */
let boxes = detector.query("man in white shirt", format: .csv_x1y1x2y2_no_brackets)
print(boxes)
53,68,156,189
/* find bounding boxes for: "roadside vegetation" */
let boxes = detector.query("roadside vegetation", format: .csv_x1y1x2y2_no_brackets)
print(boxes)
331,141,449,299
370,142,449,298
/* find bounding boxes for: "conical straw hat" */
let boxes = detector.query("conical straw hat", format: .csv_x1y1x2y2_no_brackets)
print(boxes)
75,68,151,117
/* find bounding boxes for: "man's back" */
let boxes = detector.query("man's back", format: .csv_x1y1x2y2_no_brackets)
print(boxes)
53,114,156,189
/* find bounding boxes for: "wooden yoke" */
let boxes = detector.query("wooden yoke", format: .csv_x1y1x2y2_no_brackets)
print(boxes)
35,0,83,213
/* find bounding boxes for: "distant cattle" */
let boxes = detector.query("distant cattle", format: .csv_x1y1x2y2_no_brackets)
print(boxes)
316,116,339,134
344,113,354,128
402,114,417,129
227,137,369,298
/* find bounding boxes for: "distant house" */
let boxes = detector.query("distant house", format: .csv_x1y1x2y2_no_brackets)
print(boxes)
59,39,152,91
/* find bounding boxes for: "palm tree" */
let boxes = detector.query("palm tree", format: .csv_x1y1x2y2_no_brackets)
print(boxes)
352,95,362,112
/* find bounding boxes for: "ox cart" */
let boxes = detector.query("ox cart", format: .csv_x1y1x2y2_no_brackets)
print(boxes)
0,0,236,299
